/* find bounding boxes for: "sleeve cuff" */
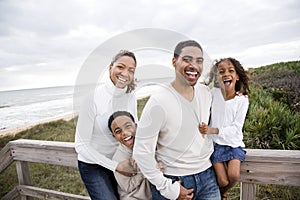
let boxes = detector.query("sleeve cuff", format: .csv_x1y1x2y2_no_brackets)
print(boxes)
159,179,180,200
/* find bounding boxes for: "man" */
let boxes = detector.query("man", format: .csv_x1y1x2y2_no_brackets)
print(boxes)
133,40,221,200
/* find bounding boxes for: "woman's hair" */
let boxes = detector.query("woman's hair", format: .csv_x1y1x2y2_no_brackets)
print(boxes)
215,58,250,95
111,50,137,66
108,111,135,133
110,50,137,93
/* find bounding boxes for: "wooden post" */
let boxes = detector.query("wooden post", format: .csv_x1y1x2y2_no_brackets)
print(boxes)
240,182,256,200
16,161,33,200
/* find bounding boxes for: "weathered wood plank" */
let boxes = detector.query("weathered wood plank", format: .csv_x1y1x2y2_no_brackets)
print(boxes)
244,149,300,163
0,142,13,173
16,161,33,200
18,185,90,200
16,161,31,185
0,186,19,200
241,152,300,186
9,139,77,167
240,182,256,200
1,139,299,200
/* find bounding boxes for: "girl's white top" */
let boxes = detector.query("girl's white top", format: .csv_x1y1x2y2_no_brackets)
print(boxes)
75,79,137,171
209,87,249,148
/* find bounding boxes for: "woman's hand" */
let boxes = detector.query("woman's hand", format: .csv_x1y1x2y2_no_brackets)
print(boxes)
116,158,138,177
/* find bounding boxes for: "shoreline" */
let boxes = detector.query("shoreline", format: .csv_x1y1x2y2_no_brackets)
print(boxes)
0,112,77,137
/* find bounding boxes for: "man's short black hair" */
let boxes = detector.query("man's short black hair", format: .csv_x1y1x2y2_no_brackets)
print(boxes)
174,40,203,59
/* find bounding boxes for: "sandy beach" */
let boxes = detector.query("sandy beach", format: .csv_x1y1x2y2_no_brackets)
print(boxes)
0,112,77,137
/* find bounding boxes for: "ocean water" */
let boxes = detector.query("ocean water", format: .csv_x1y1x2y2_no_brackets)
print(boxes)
0,86,74,131
0,77,174,133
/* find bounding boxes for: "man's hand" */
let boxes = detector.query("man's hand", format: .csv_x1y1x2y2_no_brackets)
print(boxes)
156,162,164,172
177,181,194,200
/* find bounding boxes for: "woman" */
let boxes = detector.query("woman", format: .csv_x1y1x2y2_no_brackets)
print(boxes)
75,50,138,200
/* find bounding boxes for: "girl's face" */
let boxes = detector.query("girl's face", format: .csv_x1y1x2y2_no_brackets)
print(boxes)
111,115,136,149
217,60,239,93
109,56,136,89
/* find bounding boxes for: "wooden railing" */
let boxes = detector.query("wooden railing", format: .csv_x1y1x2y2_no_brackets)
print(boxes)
0,139,300,200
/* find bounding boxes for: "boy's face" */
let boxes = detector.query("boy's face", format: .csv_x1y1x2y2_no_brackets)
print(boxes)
111,115,136,149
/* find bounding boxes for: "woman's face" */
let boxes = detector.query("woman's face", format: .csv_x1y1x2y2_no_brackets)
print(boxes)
109,56,136,89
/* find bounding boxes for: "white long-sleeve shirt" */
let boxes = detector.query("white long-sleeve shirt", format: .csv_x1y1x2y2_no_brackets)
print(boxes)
133,83,213,199
209,87,249,148
75,79,137,171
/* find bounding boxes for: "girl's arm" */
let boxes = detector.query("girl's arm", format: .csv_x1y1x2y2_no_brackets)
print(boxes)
199,122,219,134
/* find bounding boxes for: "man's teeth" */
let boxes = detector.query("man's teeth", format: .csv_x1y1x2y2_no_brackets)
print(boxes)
186,71,197,75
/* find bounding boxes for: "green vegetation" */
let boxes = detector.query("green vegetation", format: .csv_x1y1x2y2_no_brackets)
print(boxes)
0,60,299,199
0,118,88,198
249,60,300,112
244,61,300,150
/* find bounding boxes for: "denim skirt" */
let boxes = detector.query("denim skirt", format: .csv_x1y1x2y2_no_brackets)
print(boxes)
211,143,246,163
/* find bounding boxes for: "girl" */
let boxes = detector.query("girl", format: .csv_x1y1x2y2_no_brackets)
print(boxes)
75,50,138,200
200,58,250,199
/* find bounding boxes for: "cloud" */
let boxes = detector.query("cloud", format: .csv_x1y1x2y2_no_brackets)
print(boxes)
0,0,299,91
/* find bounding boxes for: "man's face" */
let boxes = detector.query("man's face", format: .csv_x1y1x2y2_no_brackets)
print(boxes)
172,46,203,86
110,115,136,149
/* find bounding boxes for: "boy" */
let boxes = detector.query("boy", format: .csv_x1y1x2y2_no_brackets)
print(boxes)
108,111,151,200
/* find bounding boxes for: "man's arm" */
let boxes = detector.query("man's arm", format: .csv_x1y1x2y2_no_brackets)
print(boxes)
133,99,180,199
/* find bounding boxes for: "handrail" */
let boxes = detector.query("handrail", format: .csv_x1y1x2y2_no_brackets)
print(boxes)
1,139,300,200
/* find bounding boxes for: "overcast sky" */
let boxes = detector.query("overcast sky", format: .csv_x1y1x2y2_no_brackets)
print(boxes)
0,0,299,91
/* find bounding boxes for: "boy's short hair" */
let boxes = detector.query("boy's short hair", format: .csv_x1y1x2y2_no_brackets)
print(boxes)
108,111,135,132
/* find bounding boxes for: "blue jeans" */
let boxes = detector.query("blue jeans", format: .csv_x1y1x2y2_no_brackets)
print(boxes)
151,167,221,200
78,161,119,200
